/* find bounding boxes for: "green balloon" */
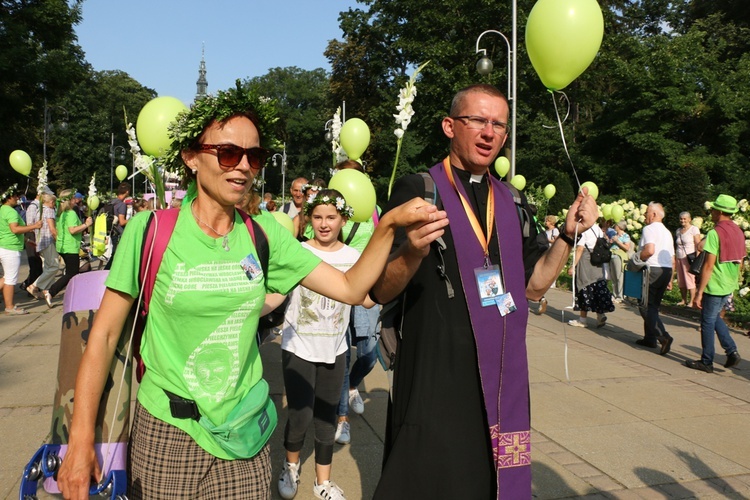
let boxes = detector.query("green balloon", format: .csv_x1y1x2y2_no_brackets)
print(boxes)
580,181,599,200
509,174,526,191
88,196,100,211
115,164,128,181
601,204,612,220
136,96,188,157
543,184,556,199
329,169,376,223
526,0,604,91
271,211,295,234
339,118,370,161
9,150,32,176
610,205,624,222
494,156,510,178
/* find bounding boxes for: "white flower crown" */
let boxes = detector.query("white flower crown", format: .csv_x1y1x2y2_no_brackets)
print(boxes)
304,193,354,218
1,184,18,203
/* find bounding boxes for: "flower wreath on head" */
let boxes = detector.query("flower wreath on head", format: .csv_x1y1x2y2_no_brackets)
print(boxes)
304,193,354,218
1,184,18,203
160,79,280,178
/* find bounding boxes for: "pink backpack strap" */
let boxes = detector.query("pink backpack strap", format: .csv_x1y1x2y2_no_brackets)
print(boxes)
372,207,380,226
134,208,180,381
236,208,256,245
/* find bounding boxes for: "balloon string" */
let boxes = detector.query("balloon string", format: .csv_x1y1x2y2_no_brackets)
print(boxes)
551,90,581,191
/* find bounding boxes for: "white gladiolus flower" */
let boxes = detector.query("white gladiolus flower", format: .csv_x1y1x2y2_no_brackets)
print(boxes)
88,175,97,197
394,128,404,139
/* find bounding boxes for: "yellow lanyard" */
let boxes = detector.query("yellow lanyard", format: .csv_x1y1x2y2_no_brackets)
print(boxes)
443,157,494,265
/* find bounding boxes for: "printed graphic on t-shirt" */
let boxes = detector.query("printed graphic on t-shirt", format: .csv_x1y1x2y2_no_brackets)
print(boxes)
162,260,263,402
297,288,347,336
166,261,259,304
183,305,252,402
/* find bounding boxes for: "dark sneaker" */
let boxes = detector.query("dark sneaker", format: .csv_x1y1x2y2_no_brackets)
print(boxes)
685,359,714,373
635,339,657,348
724,351,741,369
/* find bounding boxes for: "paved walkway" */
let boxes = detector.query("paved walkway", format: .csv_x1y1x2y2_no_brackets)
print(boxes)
2,270,749,499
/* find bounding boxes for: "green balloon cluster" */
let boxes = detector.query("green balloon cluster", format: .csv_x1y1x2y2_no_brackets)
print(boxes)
610,205,624,222
526,0,604,91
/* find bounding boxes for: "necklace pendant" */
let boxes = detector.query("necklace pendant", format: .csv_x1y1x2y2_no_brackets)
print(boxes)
222,234,230,252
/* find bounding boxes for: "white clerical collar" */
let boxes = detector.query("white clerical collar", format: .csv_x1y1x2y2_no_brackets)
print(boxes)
470,174,484,183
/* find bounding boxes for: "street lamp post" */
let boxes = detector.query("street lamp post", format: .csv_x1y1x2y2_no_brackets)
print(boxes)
475,4,518,178
324,119,333,143
43,99,69,164
109,133,127,193
270,143,287,206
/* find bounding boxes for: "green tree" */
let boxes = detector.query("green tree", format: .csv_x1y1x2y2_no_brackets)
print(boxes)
46,70,156,195
245,67,331,196
0,0,88,187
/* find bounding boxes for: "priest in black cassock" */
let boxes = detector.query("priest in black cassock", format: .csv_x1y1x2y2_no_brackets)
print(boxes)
372,84,598,499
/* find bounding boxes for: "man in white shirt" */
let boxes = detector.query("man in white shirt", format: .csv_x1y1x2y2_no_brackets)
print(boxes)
636,202,675,354
280,177,308,219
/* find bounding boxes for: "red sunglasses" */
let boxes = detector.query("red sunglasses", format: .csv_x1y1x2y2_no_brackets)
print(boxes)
197,144,270,171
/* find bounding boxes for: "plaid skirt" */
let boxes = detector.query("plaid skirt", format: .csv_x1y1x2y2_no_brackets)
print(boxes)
574,279,615,314
129,401,271,499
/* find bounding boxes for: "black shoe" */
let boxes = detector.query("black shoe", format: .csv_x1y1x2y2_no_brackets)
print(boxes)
658,335,673,356
725,351,741,369
635,339,657,348
685,359,714,373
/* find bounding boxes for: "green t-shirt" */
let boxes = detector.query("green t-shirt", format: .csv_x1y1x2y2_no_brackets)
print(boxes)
105,205,320,459
340,208,380,254
56,209,82,254
0,205,24,251
703,229,741,296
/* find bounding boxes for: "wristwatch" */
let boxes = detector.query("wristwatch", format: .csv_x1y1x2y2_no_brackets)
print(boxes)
556,223,581,246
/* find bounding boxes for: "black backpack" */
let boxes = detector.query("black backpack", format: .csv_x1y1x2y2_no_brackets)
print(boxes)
96,200,118,234
587,236,612,266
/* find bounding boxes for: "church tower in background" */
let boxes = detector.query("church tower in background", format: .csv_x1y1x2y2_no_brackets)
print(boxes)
196,44,208,100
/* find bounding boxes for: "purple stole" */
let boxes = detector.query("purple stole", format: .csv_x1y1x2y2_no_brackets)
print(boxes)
430,160,531,498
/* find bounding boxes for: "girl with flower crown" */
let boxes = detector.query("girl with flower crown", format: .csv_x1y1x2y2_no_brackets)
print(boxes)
57,83,447,500
278,189,369,500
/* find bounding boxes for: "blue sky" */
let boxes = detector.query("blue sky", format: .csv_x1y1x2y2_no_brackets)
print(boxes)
75,0,361,106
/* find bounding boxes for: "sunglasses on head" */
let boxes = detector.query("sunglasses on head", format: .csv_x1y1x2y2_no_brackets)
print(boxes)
197,144,270,171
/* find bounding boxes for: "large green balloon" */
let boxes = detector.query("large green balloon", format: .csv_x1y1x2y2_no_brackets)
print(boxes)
610,205,624,222
329,169,376,223
509,174,526,191
271,211,295,234
115,164,128,181
136,96,188,157
580,181,599,200
543,184,556,199
526,0,604,91
88,196,100,211
494,156,510,178
9,150,32,176
601,204,612,220
339,118,370,161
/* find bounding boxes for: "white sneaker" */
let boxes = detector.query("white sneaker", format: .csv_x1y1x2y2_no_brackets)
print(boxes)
278,461,301,499
335,420,350,444
567,319,586,328
313,479,346,500
348,388,364,415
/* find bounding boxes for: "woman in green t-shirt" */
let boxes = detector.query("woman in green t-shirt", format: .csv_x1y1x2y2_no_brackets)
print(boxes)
1,185,43,314
46,189,93,306
57,86,448,499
